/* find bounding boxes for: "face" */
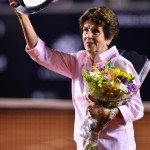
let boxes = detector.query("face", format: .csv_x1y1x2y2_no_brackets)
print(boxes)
82,20,112,59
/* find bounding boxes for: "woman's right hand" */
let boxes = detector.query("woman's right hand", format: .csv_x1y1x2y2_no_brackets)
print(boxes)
9,0,27,19
9,0,38,49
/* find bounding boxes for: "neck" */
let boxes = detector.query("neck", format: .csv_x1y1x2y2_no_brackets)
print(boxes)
87,52,95,62
88,46,109,59
87,52,102,65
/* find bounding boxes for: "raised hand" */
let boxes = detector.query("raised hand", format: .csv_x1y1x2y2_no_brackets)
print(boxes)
9,0,27,18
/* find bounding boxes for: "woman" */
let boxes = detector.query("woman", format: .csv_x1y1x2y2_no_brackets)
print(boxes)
9,1,144,150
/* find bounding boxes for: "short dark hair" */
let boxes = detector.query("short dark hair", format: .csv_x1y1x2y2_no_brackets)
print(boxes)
79,6,119,48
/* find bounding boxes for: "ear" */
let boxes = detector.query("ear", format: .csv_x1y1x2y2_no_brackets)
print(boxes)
106,36,114,46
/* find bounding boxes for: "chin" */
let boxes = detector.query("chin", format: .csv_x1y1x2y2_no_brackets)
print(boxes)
86,49,93,53
85,46,93,51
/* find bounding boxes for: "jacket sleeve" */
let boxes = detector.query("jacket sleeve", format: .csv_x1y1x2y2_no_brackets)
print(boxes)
112,56,144,124
25,37,76,79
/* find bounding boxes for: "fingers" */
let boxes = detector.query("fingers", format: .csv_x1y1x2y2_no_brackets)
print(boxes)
9,0,20,9
86,94,96,106
86,95,93,105
86,94,105,118
88,103,109,119
88,94,95,102
86,94,99,118
89,107,102,119
9,0,25,18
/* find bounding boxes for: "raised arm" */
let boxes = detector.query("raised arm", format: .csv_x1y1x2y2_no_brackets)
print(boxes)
9,0,38,49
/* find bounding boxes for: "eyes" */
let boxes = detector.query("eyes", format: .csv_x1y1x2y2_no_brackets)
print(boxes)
83,27,100,35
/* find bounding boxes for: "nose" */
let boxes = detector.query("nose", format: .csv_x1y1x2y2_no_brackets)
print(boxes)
86,30,93,38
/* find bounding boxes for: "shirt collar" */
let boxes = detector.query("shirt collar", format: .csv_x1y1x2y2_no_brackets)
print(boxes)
85,46,119,66
99,46,119,62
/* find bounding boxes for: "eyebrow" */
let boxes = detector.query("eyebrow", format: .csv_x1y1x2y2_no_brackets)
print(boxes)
83,26,100,30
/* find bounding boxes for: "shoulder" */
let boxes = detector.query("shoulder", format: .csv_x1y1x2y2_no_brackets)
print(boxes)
111,53,140,85
73,50,86,59
109,46,134,70
112,54,133,67
111,53,135,74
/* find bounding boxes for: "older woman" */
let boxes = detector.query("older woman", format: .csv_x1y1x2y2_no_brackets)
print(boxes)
10,1,144,150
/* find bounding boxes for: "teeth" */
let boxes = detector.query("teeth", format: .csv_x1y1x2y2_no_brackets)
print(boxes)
87,41,94,43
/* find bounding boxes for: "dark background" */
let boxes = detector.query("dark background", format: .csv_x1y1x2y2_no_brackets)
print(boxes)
0,4,149,100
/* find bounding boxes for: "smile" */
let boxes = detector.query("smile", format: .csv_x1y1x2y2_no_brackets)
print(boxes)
86,42,94,45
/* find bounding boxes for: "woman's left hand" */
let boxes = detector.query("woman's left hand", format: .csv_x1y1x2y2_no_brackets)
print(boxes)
87,95,110,119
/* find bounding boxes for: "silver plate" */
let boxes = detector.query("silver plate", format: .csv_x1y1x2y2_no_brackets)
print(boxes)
15,0,57,14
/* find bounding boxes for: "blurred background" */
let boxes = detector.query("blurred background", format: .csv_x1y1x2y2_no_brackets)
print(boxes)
0,0,149,100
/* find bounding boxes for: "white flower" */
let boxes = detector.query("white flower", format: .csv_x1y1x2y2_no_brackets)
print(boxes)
119,83,128,93
89,71,99,78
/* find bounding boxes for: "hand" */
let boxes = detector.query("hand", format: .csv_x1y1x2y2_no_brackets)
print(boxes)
87,95,110,119
9,0,27,18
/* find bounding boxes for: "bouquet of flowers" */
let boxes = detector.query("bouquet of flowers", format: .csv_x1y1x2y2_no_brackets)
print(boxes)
80,61,138,150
